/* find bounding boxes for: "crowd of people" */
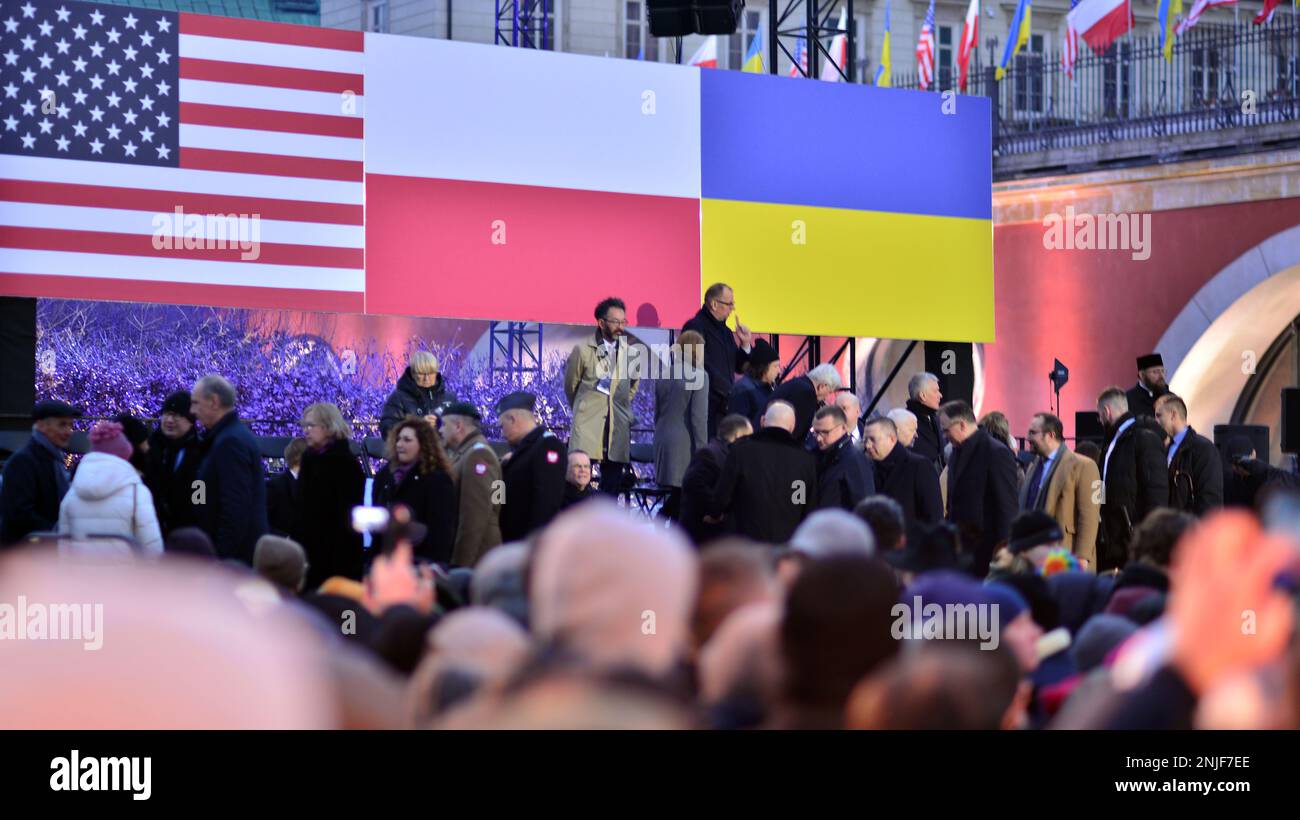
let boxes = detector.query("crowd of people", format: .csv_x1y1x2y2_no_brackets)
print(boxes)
1,282,1299,730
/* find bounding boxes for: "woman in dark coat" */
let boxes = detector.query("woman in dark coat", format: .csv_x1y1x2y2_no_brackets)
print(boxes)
379,350,457,437
654,331,709,520
727,338,780,430
294,402,366,590
143,390,205,534
373,416,458,565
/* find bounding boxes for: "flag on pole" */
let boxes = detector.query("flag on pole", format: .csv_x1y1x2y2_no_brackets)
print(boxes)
742,29,764,73
1176,0,1236,34
688,35,718,68
788,36,808,77
996,0,1031,80
916,0,937,90
1159,0,1183,61
1063,0,1081,78
821,7,849,82
1067,0,1133,56
958,0,979,91
875,0,892,86
1254,0,1281,24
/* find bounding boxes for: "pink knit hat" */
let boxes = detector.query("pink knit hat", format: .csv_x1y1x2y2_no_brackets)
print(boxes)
89,420,133,462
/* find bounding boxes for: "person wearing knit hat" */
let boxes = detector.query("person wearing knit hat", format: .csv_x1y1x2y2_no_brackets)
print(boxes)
985,581,1042,673
1126,353,1167,419
1070,614,1138,673
727,338,780,431
1003,509,1065,573
56,420,164,554
144,390,206,535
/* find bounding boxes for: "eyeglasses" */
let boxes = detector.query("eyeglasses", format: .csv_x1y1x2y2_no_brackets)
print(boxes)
601,317,628,326
712,299,735,308
812,426,843,438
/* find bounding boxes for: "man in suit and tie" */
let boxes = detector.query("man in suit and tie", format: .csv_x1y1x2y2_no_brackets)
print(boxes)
1020,412,1101,570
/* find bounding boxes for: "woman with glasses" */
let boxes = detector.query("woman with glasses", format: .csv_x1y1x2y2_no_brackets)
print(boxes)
294,402,366,590
373,416,458,565
380,350,458,438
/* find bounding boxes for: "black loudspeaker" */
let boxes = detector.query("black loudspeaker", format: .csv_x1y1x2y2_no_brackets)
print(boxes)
0,297,37,432
1283,388,1300,454
1075,411,1104,443
646,0,695,37
647,0,743,37
1214,424,1270,462
694,0,745,34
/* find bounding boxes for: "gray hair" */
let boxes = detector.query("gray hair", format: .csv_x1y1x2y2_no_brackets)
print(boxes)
194,374,236,409
908,372,938,400
301,401,352,441
887,407,917,428
789,509,875,559
806,363,842,391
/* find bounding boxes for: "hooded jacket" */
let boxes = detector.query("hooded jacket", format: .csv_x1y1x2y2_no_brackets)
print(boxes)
57,452,163,553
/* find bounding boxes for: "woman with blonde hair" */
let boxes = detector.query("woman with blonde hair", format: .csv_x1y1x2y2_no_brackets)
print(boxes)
654,329,709,520
380,350,458,437
293,402,365,589
373,416,458,564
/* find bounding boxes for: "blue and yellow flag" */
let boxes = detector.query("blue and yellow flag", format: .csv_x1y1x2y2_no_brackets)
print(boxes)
742,29,764,73
874,0,892,87
996,0,1031,81
1159,0,1183,62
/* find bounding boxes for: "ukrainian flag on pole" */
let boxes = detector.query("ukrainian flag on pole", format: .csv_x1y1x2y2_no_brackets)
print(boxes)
996,0,1031,80
742,29,764,73
875,0,892,86
1159,0,1183,62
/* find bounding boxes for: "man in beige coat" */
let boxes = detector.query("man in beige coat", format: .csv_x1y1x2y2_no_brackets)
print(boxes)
1021,412,1101,569
440,402,503,568
564,297,644,496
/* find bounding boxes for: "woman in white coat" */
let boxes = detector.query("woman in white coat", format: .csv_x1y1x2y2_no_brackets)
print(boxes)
58,420,164,554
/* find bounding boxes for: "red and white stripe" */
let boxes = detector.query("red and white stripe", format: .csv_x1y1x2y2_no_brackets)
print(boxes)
916,20,935,89
958,0,979,91
1062,22,1080,78
0,15,366,312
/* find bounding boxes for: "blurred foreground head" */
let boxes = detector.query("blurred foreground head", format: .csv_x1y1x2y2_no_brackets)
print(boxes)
0,549,338,728
529,500,698,680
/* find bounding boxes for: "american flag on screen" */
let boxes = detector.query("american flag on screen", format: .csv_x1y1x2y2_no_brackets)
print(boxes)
0,0,365,312
915,0,935,90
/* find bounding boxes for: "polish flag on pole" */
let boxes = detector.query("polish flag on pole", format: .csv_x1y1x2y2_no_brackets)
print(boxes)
1067,0,1134,55
957,0,979,92
821,8,849,81
688,35,719,68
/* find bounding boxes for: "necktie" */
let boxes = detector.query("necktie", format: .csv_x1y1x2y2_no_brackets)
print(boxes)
1025,457,1046,509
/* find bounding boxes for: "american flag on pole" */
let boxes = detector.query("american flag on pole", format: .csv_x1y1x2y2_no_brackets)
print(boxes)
1176,0,1237,34
788,35,807,77
916,0,936,90
0,0,365,311
1063,0,1081,78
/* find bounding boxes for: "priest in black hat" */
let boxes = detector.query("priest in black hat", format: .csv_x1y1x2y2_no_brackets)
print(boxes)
495,391,568,542
0,399,80,546
1126,353,1168,420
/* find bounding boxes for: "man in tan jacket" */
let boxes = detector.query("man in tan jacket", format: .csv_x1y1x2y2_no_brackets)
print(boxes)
563,297,645,496
440,402,502,568
1021,412,1101,569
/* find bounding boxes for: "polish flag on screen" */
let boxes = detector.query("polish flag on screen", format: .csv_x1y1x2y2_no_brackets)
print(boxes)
0,4,366,312
688,35,718,68
1067,0,1134,56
